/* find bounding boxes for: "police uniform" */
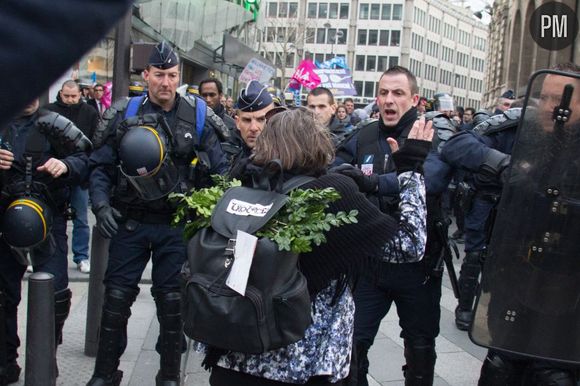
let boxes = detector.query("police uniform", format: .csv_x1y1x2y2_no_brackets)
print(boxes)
440,108,578,385
87,43,227,386
334,108,453,386
0,106,90,383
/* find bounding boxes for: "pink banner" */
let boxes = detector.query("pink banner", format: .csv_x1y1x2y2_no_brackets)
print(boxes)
290,60,321,90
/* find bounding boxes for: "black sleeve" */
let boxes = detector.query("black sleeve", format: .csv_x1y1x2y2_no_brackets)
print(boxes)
0,0,132,126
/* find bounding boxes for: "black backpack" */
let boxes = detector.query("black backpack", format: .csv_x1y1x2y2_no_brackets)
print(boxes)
182,167,314,354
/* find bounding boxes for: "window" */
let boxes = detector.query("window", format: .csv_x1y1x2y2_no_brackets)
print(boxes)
390,30,401,46
315,53,325,63
359,3,369,19
306,28,315,43
357,29,368,45
381,4,391,20
354,81,363,96
286,52,295,68
389,56,399,68
379,30,389,45
324,53,333,61
356,55,366,71
278,2,288,17
268,2,278,18
392,4,402,20
327,28,337,44
364,81,375,97
266,27,275,42
370,4,380,19
368,29,378,45
377,56,389,72
337,29,347,44
288,27,296,42
340,3,349,19
316,28,326,44
307,3,317,18
289,2,298,18
318,3,328,18
276,27,286,42
329,3,338,18
366,55,376,71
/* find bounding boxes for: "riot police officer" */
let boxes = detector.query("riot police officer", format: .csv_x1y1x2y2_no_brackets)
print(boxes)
0,98,90,384
443,108,521,331
440,63,580,385
333,66,454,386
87,42,227,386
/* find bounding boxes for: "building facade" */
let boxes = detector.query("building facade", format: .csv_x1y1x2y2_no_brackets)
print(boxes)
261,0,488,108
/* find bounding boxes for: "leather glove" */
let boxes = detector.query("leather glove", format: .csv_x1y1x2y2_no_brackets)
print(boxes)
329,163,378,193
94,204,122,239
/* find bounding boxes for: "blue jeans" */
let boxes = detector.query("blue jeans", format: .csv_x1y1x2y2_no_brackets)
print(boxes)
70,186,90,263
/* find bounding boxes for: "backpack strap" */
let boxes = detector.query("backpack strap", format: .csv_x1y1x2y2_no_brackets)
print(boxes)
195,96,206,141
124,96,146,119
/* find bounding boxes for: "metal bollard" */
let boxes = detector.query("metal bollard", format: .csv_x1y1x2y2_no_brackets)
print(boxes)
84,226,110,357
25,272,55,386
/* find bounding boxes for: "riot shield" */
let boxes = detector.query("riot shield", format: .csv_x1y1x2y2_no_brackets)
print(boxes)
470,70,580,364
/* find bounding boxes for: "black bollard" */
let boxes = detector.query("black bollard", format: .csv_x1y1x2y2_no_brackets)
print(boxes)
25,272,55,386
85,226,110,357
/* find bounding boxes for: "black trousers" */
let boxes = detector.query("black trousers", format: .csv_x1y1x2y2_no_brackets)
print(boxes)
209,366,348,386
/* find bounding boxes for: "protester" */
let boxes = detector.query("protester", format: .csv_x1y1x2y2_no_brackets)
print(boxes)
198,106,433,386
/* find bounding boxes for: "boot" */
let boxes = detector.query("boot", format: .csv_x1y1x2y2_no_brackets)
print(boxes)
0,361,21,385
478,352,519,386
403,339,436,386
86,287,138,386
154,292,183,386
53,288,72,377
455,251,482,331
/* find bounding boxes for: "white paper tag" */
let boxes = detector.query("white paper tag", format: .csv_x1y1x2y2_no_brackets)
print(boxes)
226,199,273,217
360,163,374,176
226,230,258,296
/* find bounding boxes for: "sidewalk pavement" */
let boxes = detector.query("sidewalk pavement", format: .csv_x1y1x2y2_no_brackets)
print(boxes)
14,220,488,385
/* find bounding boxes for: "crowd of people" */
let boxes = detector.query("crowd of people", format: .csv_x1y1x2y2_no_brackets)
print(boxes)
0,37,578,386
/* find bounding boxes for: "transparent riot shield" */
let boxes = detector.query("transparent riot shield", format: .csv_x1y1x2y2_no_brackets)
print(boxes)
470,70,580,364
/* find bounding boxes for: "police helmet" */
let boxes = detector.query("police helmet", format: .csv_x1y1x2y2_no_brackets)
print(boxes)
118,126,180,200
424,112,457,152
432,93,455,113
267,86,285,107
129,81,145,97
2,197,54,266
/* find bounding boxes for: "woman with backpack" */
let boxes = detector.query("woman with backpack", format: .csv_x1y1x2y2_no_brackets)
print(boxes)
202,107,433,386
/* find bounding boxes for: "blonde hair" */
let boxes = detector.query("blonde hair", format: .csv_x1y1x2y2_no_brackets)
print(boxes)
253,107,335,173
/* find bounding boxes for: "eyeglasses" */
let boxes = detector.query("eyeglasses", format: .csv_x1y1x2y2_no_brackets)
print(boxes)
94,89,104,93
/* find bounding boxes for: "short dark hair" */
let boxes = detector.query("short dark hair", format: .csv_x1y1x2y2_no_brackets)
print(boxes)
307,87,335,105
93,83,104,91
380,66,419,95
464,107,476,115
199,78,223,95
61,79,80,91
343,97,354,104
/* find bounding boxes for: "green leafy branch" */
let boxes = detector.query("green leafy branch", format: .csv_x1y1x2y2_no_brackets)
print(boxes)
170,175,358,253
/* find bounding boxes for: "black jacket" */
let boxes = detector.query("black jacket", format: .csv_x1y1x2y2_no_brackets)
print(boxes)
46,98,99,142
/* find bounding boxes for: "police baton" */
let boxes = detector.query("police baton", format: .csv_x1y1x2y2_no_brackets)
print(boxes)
433,220,460,299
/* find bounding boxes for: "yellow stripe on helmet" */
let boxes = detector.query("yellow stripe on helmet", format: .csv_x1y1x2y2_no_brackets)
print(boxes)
8,199,47,240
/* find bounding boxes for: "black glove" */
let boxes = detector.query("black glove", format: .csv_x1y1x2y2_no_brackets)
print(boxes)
94,204,122,239
329,164,378,193
391,139,431,174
